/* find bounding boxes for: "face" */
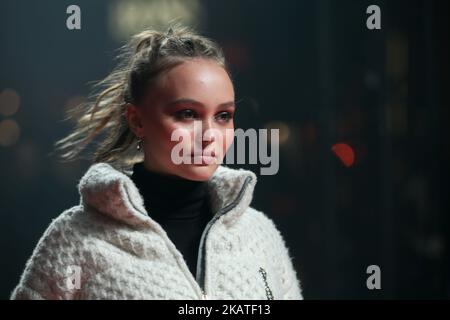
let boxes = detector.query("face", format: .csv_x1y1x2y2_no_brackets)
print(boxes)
126,58,235,181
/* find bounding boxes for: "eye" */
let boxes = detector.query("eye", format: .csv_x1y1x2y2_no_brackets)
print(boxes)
175,109,198,120
215,111,233,123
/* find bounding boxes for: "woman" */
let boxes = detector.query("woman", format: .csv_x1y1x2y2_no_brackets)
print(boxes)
11,24,303,300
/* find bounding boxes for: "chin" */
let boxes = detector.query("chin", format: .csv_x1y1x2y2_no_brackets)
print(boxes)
177,164,219,181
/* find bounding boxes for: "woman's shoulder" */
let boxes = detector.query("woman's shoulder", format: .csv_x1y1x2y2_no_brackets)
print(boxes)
42,205,84,235
37,202,120,251
11,204,105,300
30,205,87,251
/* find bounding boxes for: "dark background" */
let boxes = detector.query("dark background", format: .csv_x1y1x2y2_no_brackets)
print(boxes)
1,0,448,299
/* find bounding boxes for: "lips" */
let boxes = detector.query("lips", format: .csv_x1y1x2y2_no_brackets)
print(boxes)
190,154,217,165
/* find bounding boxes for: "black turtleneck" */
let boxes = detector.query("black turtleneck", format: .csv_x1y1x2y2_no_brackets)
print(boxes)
130,162,212,279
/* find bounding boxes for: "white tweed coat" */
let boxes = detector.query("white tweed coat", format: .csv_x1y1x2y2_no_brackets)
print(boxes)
11,162,303,300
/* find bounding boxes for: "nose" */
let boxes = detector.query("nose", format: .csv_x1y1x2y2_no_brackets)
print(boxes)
203,124,215,141
202,119,216,147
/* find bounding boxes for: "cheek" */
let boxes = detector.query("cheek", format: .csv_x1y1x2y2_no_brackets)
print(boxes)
164,124,194,154
144,119,185,152
177,127,194,150
222,128,235,152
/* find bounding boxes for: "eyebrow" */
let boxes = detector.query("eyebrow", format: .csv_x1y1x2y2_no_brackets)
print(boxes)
165,98,236,109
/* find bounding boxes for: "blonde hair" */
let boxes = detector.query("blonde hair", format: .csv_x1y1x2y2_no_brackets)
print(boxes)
53,23,230,169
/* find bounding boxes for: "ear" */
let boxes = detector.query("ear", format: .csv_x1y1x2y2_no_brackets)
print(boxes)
125,103,144,137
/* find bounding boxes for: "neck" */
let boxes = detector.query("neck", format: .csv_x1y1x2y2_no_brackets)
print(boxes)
130,162,210,220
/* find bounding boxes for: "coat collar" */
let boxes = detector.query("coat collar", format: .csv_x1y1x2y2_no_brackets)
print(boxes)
77,162,257,228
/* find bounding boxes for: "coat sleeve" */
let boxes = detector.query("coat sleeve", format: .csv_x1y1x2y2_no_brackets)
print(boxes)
261,212,304,300
275,227,304,299
10,208,85,300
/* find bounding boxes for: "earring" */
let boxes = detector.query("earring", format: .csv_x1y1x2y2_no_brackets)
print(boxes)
136,137,144,151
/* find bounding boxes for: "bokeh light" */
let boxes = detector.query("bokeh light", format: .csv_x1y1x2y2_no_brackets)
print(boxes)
0,88,20,117
0,119,20,147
